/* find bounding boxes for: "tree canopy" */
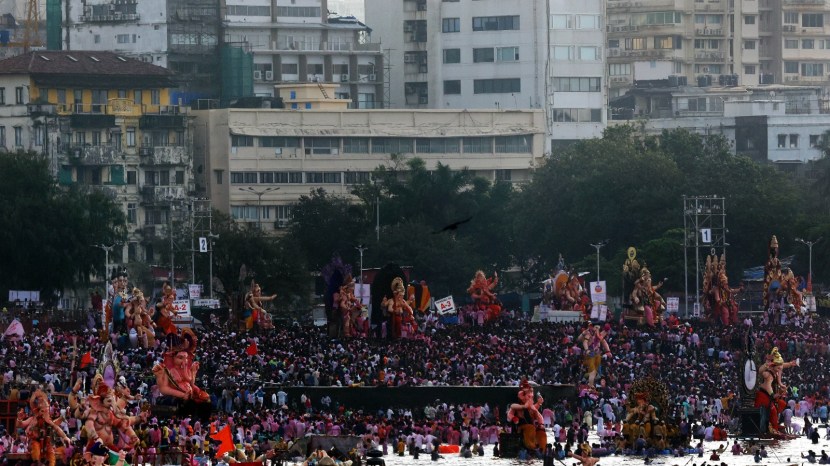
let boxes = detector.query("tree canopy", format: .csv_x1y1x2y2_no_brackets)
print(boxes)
0,151,126,303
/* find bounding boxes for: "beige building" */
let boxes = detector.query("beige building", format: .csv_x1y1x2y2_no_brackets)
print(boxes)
606,0,830,97
193,108,545,231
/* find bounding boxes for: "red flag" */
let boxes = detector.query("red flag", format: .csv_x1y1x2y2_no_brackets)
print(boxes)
245,342,258,356
210,425,234,459
80,351,93,369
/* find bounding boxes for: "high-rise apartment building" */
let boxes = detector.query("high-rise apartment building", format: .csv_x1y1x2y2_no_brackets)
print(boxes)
222,0,385,108
59,0,384,107
365,0,606,150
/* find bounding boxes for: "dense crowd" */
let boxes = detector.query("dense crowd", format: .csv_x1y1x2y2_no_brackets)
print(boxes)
2,306,830,464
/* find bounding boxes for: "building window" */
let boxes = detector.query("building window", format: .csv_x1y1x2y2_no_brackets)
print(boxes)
810,134,820,147
577,15,600,29
784,12,799,24
343,138,369,153
13,126,22,146
444,80,461,94
151,90,160,105
127,203,137,224
553,46,572,60
231,135,254,147
0,88,5,105
274,6,317,16
463,137,490,153
214,170,224,185
473,48,495,63
609,63,631,76
117,34,130,44
496,47,519,62
473,78,520,94
175,170,184,185
260,137,299,148
744,40,756,50
0,126,5,148
472,15,520,31
442,18,460,33
744,65,756,75
344,171,371,184
443,48,461,64
495,136,531,153
803,13,824,28
801,63,824,76
744,15,755,25
553,77,601,92
134,90,142,105
789,134,799,148
784,61,799,73
646,11,681,25
15,87,24,104
127,170,137,185
579,46,600,61
551,15,571,29
778,134,787,148
551,108,603,123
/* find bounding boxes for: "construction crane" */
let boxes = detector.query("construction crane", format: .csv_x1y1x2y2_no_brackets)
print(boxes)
0,0,43,52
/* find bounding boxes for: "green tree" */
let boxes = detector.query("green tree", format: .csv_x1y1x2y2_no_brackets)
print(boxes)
0,151,126,303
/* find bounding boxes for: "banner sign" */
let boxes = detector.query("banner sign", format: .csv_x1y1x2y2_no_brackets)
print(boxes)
188,284,202,300
193,299,221,309
667,297,680,313
172,300,191,318
589,281,607,303
8,290,41,303
435,296,457,315
355,284,371,307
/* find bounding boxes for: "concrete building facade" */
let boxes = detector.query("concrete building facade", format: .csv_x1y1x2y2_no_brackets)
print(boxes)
193,107,545,231
0,51,196,272
364,0,606,150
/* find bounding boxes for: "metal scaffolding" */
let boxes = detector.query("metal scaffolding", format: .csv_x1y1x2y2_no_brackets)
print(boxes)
683,195,727,317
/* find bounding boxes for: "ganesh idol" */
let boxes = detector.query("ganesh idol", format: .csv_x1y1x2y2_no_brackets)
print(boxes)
506,378,546,453
467,270,501,319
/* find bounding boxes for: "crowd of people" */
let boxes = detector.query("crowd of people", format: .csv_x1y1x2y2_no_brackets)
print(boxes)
2,298,830,465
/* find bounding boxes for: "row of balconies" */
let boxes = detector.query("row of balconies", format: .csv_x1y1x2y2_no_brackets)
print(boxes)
139,185,187,204
57,101,188,118
78,13,139,22
254,40,382,53
608,0,727,11
62,144,188,166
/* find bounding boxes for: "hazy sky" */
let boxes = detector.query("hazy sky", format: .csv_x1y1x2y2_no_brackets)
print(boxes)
328,0,365,20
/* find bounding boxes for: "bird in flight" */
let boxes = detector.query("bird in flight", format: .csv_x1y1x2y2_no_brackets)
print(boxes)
432,216,473,234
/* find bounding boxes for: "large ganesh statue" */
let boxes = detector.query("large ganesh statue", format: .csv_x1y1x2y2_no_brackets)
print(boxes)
78,343,147,455
702,253,743,326
15,389,72,466
621,378,672,448
629,267,666,327
467,270,501,320
152,328,212,421
504,378,547,454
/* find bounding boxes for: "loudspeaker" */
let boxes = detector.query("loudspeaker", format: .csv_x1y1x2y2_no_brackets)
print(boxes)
739,407,763,436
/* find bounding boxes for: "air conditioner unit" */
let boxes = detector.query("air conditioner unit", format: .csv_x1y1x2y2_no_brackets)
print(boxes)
274,148,282,155
253,70,262,80
340,74,349,82
368,74,377,81
265,70,273,80
404,54,414,63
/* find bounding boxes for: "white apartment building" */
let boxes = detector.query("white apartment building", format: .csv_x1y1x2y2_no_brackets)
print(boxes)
365,0,605,151
548,0,607,146
223,0,385,108
193,107,546,231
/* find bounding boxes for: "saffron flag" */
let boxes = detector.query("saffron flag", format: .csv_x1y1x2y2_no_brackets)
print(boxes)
80,351,93,369
1,319,24,340
245,342,258,356
210,424,235,459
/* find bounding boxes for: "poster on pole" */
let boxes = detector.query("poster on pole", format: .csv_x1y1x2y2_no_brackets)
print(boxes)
199,237,208,253
700,228,712,244
355,284,371,307
188,284,202,300
666,297,680,314
692,302,701,318
172,300,191,318
435,296,457,315
589,281,607,303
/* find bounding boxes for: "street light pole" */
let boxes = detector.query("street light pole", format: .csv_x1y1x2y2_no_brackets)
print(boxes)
590,240,609,281
355,245,368,286
239,187,279,230
208,233,219,299
92,243,118,282
795,237,822,292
